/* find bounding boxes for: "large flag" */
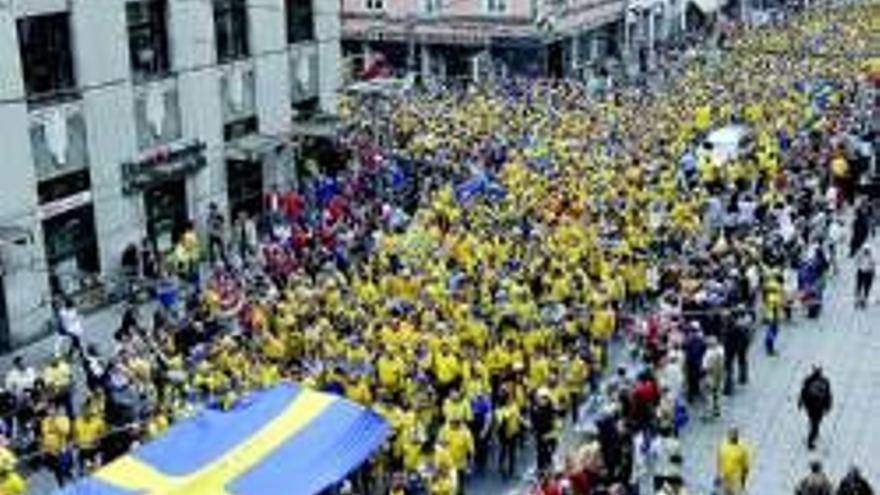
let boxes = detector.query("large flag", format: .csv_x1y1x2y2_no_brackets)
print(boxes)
61,382,388,495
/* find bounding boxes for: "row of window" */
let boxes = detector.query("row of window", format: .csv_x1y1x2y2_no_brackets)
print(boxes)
364,0,508,14
17,0,315,104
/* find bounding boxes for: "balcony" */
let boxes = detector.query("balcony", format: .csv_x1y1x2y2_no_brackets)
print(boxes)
134,77,183,151
28,100,90,182
290,42,319,104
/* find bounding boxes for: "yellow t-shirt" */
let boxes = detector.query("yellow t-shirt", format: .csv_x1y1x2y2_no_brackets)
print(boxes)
74,415,105,450
437,424,474,470
0,472,26,495
40,415,71,455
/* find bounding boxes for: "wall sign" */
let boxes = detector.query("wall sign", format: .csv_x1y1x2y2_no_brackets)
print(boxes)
121,140,207,195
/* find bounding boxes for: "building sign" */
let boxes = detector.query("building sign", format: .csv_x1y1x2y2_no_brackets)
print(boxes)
37,190,93,221
122,140,207,195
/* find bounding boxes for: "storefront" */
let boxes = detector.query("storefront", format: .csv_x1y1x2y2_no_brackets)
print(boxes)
226,158,263,219
36,169,100,297
144,178,189,253
225,134,289,220
122,140,207,252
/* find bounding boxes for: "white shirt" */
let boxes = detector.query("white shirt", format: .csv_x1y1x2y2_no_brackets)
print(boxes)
59,306,84,337
4,367,36,398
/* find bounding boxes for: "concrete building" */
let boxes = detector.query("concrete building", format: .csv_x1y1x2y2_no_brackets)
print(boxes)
340,0,725,83
0,0,341,349
340,0,629,81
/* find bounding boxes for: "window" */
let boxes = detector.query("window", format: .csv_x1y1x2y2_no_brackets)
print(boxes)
287,0,314,44
127,0,170,81
425,0,443,13
214,0,249,63
487,0,507,13
17,13,76,104
365,0,384,10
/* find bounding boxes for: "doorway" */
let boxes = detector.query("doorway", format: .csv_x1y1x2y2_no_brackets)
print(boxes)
145,178,188,253
226,159,264,219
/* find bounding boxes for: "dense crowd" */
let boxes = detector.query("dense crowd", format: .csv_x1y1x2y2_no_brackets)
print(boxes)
0,3,878,495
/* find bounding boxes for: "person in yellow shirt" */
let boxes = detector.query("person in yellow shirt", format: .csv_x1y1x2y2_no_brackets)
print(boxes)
495,393,524,479
429,462,458,495
40,403,72,487
437,417,474,473
73,408,106,473
0,440,25,495
442,388,472,424
717,428,751,495
0,460,26,495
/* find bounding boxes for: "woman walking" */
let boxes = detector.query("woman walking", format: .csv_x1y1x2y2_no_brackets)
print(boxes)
855,246,875,308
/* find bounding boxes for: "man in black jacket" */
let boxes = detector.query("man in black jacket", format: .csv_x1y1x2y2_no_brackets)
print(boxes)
799,365,833,450
837,466,874,495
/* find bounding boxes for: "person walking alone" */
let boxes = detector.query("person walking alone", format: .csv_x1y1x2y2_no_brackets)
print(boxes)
855,246,875,308
703,336,726,419
795,460,834,495
798,365,833,450
836,466,874,495
717,427,751,495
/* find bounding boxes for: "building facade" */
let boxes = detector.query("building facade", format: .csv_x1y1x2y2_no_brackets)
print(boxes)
341,0,724,82
340,0,630,81
0,0,341,349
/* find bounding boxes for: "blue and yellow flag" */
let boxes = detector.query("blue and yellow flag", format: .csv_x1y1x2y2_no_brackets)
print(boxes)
61,382,388,495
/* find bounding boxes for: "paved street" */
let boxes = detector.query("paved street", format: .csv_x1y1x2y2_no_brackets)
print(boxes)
681,249,880,494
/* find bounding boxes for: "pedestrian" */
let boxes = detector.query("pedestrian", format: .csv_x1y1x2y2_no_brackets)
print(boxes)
206,202,227,266
854,246,875,308
795,460,834,495
722,306,751,395
683,325,706,403
717,427,751,495
532,388,558,474
836,466,874,495
651,426,683,491
798,365,833,450
702,336,725,419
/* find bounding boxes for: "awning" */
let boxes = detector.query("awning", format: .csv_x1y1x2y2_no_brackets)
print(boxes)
291,113,346,138
226,134,285,162
60,382,389,495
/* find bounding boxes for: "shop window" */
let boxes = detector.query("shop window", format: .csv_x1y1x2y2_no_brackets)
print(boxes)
17,13,77,105
214,0,250,63
42,205,101,294
287,0,314,44
487,0,507,13
127,0,170,82
227,159,264,218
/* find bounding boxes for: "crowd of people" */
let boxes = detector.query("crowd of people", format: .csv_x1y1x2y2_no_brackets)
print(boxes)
0,3,877,495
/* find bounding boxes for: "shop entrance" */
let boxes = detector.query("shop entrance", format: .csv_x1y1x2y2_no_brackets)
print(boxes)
227,159,264,219
42,204,100,296
145,177,188,253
